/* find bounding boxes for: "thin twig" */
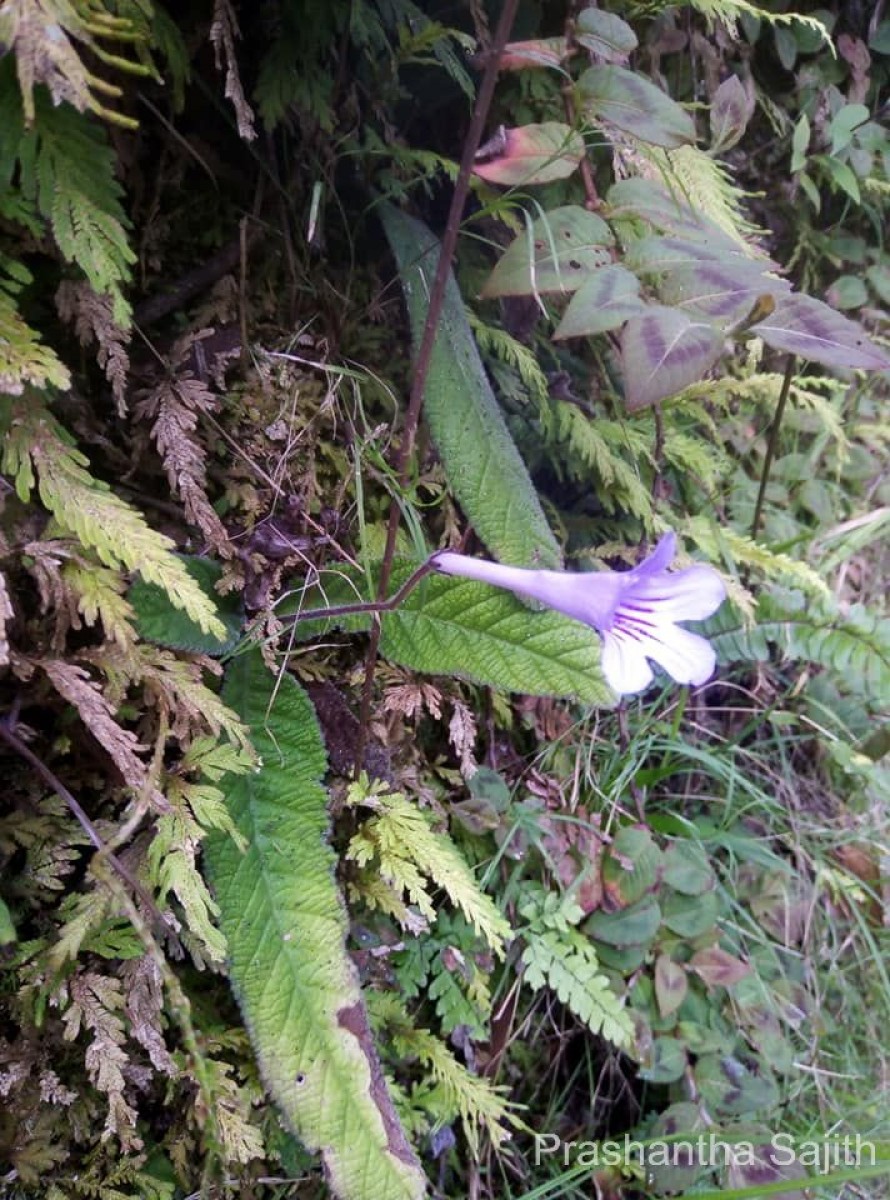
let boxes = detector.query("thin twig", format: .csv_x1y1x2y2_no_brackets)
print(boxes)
751,356,795,540
563,5,600,210
354,0,521,770
281,559,435,629
0,716,179,945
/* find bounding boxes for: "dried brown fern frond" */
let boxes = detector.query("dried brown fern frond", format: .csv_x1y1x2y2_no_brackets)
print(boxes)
209,0,256,141
37,657,166,809
56,281,130,414
134,371,232,555
61,970,140,1147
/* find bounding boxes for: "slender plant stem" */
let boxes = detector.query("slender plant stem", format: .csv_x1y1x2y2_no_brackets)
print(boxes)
354,0,520,770
751,356,795,540
0,716,178,944
282,559,435,628
563,4,599,210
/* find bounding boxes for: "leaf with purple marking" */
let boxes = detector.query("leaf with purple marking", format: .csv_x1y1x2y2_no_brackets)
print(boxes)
575,10,638,63
658,262,789,326
751,293,890,370
655,954,688,1018
625,234,754,274
709,75,753,152
554,264,644,338
689,946,751,989
580,65,696,149
473,123,585,187
621,306,724,410
481,206,613,299
606,179,712,236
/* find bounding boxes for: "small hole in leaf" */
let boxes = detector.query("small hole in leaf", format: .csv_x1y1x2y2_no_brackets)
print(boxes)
295,1073,306,1086
569,259,581,270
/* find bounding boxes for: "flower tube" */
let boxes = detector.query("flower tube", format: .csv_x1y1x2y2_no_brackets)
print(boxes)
431,533,726,696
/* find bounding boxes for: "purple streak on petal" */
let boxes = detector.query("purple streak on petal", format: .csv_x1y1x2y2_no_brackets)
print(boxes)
624,566,726,621
601,630,654,694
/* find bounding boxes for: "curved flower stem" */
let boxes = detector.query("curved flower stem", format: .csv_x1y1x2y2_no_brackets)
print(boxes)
751,355,795,540
354,0,520,771
283,559,435,626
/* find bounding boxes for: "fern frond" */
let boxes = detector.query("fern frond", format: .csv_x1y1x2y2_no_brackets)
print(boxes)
705,587,890,699
428,946,491,1036
373,998,521,1153
640,145,762,245
56,281,129,412
2,400,227,639
137,647,252,752
522,926,633,1046
48,888,113,967
345,774,511,956
11,85,135,323
38,657,164,805
207,1059,266,1163
686,518,829,598
167,737,252,850
0,0,149,126
468,313,550,403
663,428,729,491
134,374,230,552
148,809,227,964
540,400,655,522
520,889,633,1047
209,0,256,141
61,970,139,1146
350,873,429,935
787,377,849,458
687,0,832,47
0,289,71,394
61,559,137,651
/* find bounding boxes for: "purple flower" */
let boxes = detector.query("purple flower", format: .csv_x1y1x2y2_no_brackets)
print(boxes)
431,533,726,696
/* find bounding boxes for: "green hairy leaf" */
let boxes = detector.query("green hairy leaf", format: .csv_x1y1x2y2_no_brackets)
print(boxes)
205,650,426,1200
379,202,561,568
130,556,243,655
